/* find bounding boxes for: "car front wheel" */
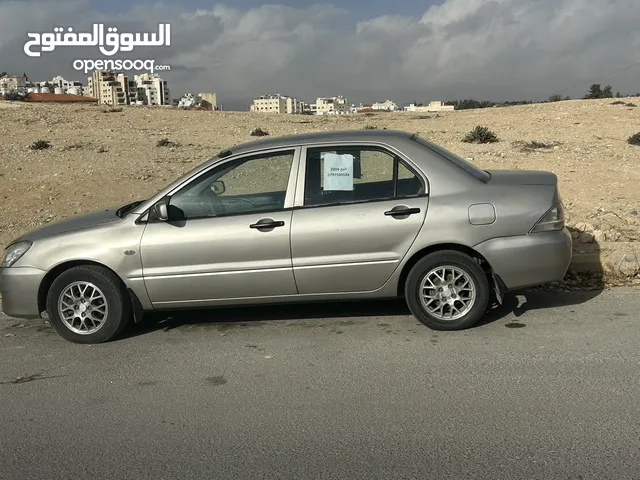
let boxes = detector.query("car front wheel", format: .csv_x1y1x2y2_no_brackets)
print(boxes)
46,265,132,344
405,250,490,331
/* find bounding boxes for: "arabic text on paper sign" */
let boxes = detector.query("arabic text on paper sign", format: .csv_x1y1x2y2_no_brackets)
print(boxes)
323,153,354,191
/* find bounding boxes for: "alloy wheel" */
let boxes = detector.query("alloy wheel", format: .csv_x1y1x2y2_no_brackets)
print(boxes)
419,265,476,321
57,281,109,335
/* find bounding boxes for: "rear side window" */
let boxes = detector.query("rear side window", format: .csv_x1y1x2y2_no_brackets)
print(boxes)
303,146,425,207
410,134,491,182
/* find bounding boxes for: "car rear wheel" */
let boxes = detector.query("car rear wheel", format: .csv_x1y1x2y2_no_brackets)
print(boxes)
405,250,490,331
46,265,132,344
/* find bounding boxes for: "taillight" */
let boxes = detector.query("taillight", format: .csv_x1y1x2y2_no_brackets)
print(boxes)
530,203,565,233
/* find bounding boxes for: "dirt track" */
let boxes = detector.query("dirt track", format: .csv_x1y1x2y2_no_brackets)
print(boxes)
1,99,639,276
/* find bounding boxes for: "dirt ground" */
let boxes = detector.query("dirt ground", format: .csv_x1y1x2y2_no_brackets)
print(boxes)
1,98,639,271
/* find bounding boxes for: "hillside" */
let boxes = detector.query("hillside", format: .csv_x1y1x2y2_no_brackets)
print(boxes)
1,98,639,281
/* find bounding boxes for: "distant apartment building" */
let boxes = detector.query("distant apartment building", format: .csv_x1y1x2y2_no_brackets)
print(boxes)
351,103,372,113
404,101,455,113
372,100,398,111
0,74,28,95
351,100,398,113
87,70,168,105
251,94,285,113
178,93,198,107
286,96,303,114
86,71,102,101
198,93,218,110
88,71,131,105
315,96,348,115
120,73,139,105
134,73,170,105
251,93,303,114
29,76,87,96
50,76,85,95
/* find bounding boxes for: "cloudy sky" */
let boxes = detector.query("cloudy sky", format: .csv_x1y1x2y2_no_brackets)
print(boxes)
1,0,639,110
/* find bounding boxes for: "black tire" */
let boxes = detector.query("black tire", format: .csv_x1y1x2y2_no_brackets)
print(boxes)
404,250,490,331
46,265,132,344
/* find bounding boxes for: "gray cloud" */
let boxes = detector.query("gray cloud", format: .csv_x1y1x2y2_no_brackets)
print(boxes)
1,0,640,110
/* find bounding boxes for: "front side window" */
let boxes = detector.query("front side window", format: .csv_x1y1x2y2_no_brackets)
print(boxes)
303,146,424,207
168,150,295,220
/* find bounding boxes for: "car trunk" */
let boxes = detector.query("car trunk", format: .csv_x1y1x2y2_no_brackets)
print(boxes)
482,169,565,236
485,170,558,186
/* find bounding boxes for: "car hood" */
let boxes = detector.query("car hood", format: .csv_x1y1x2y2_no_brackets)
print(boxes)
11,207,122,244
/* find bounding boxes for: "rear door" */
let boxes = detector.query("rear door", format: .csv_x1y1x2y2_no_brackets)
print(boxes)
290,144,429,294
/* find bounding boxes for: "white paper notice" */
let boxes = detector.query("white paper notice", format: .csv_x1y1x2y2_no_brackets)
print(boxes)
323,153,354,191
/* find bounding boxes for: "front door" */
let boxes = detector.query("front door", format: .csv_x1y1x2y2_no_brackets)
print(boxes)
140,148,300,308
290,145,428,294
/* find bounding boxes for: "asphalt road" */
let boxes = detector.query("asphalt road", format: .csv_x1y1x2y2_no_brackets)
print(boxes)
1,287,640,480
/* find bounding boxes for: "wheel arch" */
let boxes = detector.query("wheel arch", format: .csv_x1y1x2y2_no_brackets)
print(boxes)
37,260,144,321
396,243,496,298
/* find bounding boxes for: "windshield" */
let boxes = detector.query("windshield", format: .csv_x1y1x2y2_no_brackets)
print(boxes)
410,134,491,182
115,200,146,218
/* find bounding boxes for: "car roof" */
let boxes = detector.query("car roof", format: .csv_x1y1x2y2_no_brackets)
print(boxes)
218,129,416,157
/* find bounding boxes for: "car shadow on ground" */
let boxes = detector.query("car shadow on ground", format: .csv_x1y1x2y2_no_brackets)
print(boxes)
123,287,604,339
124,299,414,339
476,287,603,328
122,226,604,339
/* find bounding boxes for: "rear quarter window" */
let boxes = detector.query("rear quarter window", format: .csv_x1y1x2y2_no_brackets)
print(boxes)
410,135,491,183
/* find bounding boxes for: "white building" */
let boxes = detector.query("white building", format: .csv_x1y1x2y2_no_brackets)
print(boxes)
178,93,198,108
251,93,304,114
351,103,372,113
0,74,28,95
314,96,349,115
50,76,85,94
67,86,84,96
351,102,399,113
404,101,455,113
286,96,304,114
251,94,286,113
27,76,87,95
371,100,398,111
134,73,170,106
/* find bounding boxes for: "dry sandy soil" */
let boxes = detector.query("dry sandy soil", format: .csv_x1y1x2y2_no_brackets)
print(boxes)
1,98,639,279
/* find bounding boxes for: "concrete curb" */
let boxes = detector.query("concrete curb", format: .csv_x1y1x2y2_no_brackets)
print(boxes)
571,250,640,275
570,254,603,272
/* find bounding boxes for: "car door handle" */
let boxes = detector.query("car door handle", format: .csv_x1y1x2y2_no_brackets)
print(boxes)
250,219,285,229
384,207,421,217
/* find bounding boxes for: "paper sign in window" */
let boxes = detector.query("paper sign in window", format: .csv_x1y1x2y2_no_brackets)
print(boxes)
323,153,354,191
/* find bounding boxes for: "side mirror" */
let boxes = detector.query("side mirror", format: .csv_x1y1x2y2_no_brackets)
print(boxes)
211,180,226,195
151,198,169,221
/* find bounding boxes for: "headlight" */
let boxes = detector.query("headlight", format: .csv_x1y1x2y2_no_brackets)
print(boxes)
1,241,33,267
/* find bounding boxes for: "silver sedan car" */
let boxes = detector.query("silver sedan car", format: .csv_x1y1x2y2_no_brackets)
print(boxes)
0,130,572,343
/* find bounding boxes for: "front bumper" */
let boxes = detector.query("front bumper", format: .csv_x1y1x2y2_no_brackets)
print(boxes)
0,267,46,319
474,228,573,290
